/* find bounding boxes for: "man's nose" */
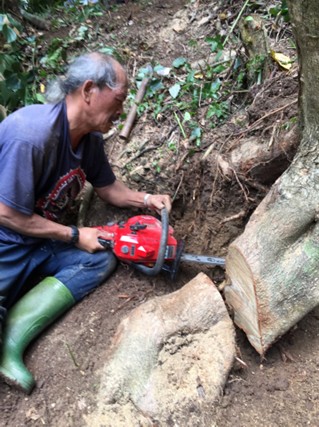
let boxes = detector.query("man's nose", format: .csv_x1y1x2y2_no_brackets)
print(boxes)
117,104,124,115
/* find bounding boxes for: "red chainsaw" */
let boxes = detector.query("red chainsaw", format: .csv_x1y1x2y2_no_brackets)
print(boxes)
95,208,225,279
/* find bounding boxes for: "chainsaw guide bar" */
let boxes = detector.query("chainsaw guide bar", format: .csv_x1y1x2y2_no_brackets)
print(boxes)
180,253,225,266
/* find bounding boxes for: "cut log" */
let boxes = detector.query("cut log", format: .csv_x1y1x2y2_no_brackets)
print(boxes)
119,68,151,141
86,273,235,426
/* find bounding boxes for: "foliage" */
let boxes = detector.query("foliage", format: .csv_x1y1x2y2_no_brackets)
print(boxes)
126,1,293,149
51,0,105,26
0,13,38,112
0,0,292,148
21,0,64,13
131,35,237,148
269,0,289,22
0,2,121,119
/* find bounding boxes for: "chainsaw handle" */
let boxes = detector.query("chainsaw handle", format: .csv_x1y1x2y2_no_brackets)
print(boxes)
132,207,169,277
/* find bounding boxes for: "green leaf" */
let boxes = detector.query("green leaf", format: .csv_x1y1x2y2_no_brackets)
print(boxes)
209,40,219,52
206,101,229,120
7,13,21,29
190,126,202,146
0,15,5,30
207,104,220,119
183,111,191,122
148,79,164,94
35,93,46,103
99,46,116,56
136,65,152,80
5,74,21,91
190,127,201,140
76,25,88,40
212,64,227,74
172,57,187,68
214,50,223,62
169,83,181,99
205,35,223,53
2,25,17,43
0,53,16,74
245,16,254,21
211,79,221,93
154,64,171,77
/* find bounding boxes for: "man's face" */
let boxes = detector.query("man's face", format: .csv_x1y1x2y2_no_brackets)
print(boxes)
88,81,128,134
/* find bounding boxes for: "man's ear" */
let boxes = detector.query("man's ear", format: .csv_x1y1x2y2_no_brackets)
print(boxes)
81,80,95,103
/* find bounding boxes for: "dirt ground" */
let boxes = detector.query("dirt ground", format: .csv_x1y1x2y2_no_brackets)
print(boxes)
1,0,319,426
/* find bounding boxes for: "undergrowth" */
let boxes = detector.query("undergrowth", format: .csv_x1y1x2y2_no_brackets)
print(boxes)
0,0,290,152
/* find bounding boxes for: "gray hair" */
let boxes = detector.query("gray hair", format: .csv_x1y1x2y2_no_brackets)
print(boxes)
45,52,122,104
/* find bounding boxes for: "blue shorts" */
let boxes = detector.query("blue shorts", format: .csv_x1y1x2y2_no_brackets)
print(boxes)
0,239,117,309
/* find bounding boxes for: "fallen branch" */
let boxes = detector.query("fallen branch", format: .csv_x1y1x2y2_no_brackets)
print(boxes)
119,67,152,141
117,139,149,161
77,182,94,227
123,145,158,168
172,171,184,202
20,8,50,30
176,151,192,171
221,209,247,224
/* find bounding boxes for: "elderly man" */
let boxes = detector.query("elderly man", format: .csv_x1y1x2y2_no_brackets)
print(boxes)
0,52,171,394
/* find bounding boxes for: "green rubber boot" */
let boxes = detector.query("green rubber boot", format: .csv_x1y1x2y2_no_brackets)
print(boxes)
0,277,75,394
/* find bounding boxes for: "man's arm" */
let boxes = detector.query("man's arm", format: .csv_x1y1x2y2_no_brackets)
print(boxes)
94,180,172,213
0,202,72,241
0,202,111,253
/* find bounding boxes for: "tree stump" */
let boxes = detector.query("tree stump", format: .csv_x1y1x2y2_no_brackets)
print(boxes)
224,0,319,356
225,138,319,355
239,14,271,84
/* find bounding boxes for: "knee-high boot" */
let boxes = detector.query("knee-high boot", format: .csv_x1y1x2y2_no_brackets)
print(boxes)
0,277,75,394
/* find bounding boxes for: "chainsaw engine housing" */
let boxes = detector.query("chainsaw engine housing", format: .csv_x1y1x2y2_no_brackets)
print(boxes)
96,215,177,265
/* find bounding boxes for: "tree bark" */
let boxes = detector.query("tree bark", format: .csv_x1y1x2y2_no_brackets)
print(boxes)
224,0,319,355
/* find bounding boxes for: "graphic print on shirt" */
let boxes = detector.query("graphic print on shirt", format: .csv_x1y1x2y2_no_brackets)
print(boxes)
36,168,86,222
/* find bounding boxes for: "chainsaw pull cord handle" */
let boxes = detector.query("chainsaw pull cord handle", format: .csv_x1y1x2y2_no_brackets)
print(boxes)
132,207,169,277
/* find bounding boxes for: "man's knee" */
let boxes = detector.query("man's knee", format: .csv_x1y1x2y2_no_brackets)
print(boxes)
57,250,118,302
96,250,118,278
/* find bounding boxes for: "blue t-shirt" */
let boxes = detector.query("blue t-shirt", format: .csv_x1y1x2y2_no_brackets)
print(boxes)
0,102,116,244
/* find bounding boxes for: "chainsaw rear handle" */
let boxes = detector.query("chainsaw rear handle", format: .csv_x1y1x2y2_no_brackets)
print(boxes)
132,207,169,277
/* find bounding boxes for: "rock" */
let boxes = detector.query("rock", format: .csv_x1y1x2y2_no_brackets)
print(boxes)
85,273,236,426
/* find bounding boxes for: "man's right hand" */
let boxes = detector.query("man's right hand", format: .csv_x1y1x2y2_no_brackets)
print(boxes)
76,227,114,253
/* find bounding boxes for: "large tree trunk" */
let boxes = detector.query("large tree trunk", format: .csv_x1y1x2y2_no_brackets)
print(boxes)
224,0,319,355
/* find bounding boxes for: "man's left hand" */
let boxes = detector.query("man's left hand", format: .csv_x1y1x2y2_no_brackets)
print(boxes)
144,194,172,215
